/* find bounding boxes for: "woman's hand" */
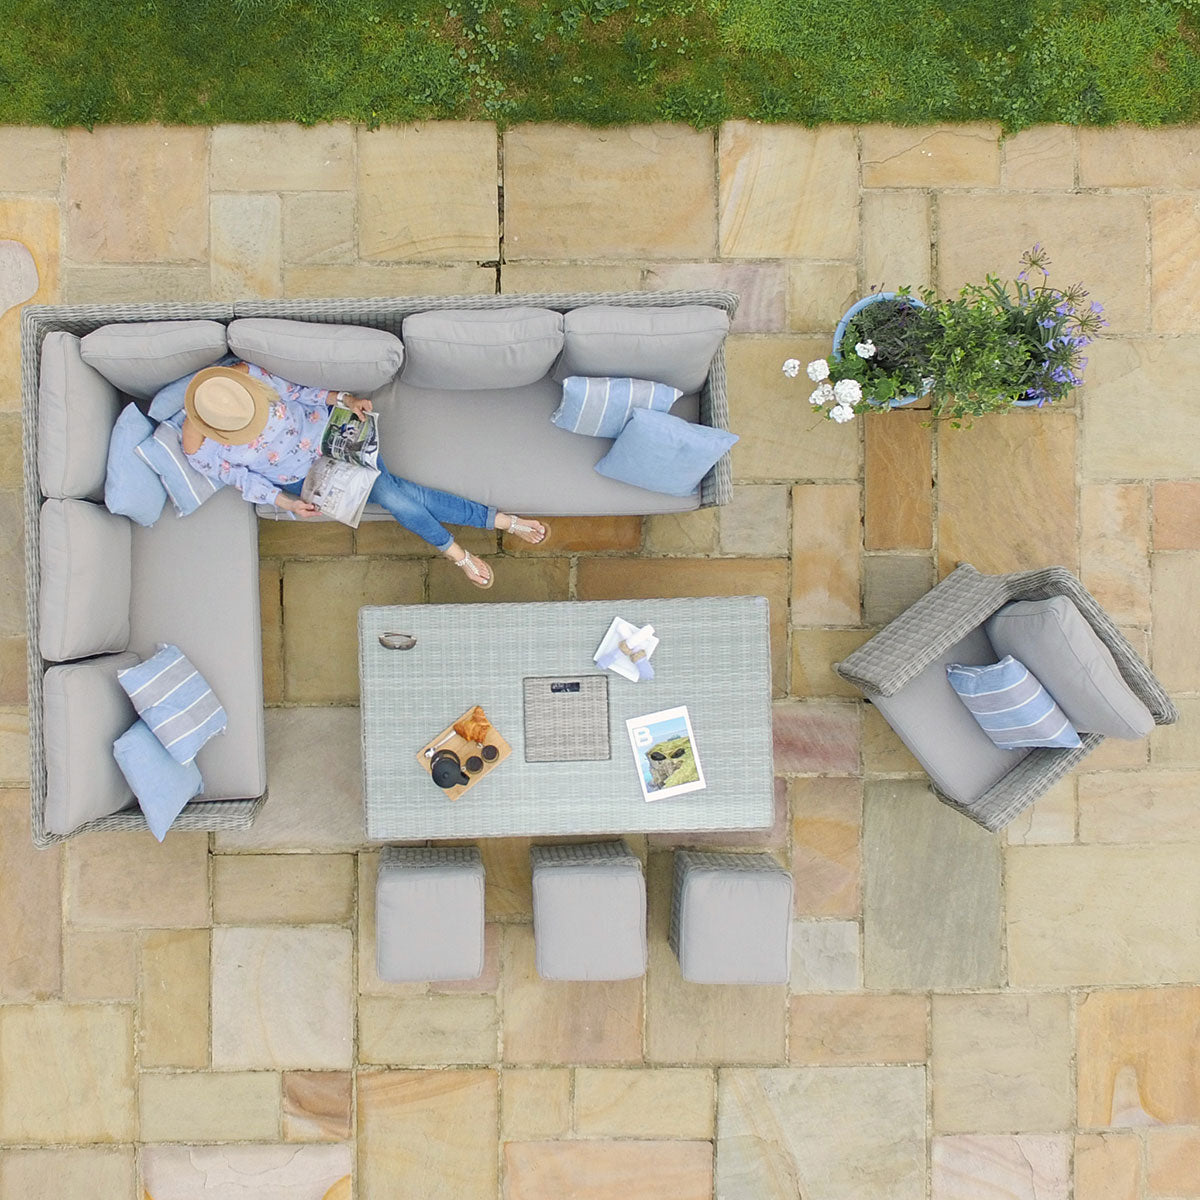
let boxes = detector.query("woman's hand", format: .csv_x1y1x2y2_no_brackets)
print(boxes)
276,492,320,519
339,393,373,420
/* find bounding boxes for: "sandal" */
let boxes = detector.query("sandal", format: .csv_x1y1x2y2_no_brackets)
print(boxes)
505,517,550,545
453,551,494,590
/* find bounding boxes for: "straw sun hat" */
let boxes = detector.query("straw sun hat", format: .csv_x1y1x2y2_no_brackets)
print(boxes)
183,367,276,445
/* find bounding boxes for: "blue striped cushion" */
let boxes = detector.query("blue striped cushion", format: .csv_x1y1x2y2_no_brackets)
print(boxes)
552,375,683,438
117,645,227,765
947,655,1082,750
134,423,222,517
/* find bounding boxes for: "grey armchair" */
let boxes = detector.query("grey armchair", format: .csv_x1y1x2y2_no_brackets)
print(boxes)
834,564,1177,831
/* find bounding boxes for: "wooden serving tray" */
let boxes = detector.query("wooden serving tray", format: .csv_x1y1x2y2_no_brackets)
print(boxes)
415,710,512,802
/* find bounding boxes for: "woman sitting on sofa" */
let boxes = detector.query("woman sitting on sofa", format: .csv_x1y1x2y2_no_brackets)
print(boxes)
180,362,546,588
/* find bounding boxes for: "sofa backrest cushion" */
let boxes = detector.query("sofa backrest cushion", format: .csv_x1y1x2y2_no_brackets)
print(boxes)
80,321,229,400
39,499,132,662
228,318,404,392
554,305,730,394
37,331,122,502
43,651,139,836
401,308,564,391
985,595,1155,739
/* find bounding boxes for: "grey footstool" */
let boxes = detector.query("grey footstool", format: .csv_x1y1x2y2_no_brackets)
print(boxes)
531,840,647,981
376,846,485,983
669,850,793,984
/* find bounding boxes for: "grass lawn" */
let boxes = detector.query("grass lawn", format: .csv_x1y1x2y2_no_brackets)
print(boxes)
3,0,1200,130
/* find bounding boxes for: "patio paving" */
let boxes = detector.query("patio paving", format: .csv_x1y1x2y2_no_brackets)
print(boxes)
1,120,1199,1199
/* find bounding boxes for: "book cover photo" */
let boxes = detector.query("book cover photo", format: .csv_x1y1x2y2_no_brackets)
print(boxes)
625,705,706,803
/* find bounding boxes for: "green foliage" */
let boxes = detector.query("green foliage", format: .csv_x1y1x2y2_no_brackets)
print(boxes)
1,0,1199,127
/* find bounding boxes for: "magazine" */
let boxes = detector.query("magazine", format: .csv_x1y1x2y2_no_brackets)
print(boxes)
625,705,706,803
300,403,381,527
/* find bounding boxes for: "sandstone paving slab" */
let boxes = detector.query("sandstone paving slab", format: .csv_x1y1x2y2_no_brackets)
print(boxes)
720,123,857,260
259,519,354,557
790,630,872,700
937,410,1077,577
1079,125,1200,188
791,920,861,991
282,1071,353,1142
212,926,353,1070
863,552,934,626
864,411,933,551
504,1140,713,1200
931,993,1072,1133
861,705,925,776
216,708,365,853
1007,845,1200,986
0,711,30,786
503,516,641,554
500,924,642,1065
792,483,862,624
355,521,494,558
1154,482,1200,551
1080,729,1149,773
140,1144,352,1200
0,127,64,192
283,192,356,266
787,261,859,334
647,776,789,853
1074,1131,1142,1200
727,334,860,482
211,123,354,192
1077,770,1200,843
65,126,208,263
0,1148,135,1200
427,554,569,605
0,789,61,1001
286,262,498,297
0,239,38,324
931,1134,1070,1200
475,838,534,923
773,700,861,775
0,493,25,637
505,124,715,260
1151,195,1200,333
140,929,210,1069
1152,697,1200,766
0,1003,136,1142
574,1067,715,1138
716,1066,926,1200
1146,1127,1200,1195
1001,125,1076,189
357,1069,497,1200
358,122,498,261
211,192,282,300
643,508,719,556
790,777,861,917
0,197,59,414
863,780,1002,990
139,1070,282,1142
645,260,788,333
1077,987,1200,1126
1153,552,1200,693
1081,483,1151,626
500,261,644,294
61,264,212,303
861,192,932,291
500,1068,571,1139
259,563,283,705
1004,776,1076,845
359,993,497,1066
212,853,355,925
861,123,1001,188
788,993,928,1066
937,192,1148,331
67,831,209,929
63,929,137,1002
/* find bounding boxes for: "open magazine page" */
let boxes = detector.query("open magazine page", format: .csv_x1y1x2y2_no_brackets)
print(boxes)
625,705,705,803
300,404,382,527
320,404,380,468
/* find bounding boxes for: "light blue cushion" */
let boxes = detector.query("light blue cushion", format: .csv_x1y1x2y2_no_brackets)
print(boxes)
947,655,1082,750
104,403,168,527
148,353,238,421
593,408,738,497
552,376,684,438
117,644,227,765
134,423,222,517
112,718,203,841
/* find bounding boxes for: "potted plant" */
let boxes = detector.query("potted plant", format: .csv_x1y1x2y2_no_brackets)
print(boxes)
785,246,1106,425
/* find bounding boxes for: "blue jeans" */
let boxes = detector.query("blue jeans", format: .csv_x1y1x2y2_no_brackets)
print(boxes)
283,461,496,552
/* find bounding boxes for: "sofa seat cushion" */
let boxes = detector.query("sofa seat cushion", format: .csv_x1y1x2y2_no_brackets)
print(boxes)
38,332,122,501
870,625,1031,805
401,308,564,390
39,499,132,662
986,596,1155,739
228,318,403,393
43,652,140,836
554,305,730,394
129,487,265,801
374,375,703,517
80,321,228,400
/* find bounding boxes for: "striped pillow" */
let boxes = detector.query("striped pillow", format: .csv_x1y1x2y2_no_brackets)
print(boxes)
947,655,1082,750
552,376,683,439
117,645,227,765
134,423,222,517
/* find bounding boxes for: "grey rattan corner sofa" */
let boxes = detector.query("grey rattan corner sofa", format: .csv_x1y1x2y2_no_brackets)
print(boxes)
21,290,739,845
834,564,1177,831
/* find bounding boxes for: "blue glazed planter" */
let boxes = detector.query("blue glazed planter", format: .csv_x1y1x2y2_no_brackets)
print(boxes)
832,292,929,409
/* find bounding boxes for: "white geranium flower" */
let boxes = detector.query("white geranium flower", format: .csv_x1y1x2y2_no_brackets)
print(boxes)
806,359,830,382
829,404,856,424
854,339,876,359
833,378,862,405
782,358,802,378
809,382,835,407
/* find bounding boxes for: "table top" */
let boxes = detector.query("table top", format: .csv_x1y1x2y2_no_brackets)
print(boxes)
358,597,774,840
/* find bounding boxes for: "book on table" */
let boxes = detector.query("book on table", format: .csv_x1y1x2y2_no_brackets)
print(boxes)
625,705,706,803
300,402,381,527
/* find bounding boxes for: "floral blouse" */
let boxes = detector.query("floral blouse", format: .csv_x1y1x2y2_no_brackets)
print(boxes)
184,364,332,506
